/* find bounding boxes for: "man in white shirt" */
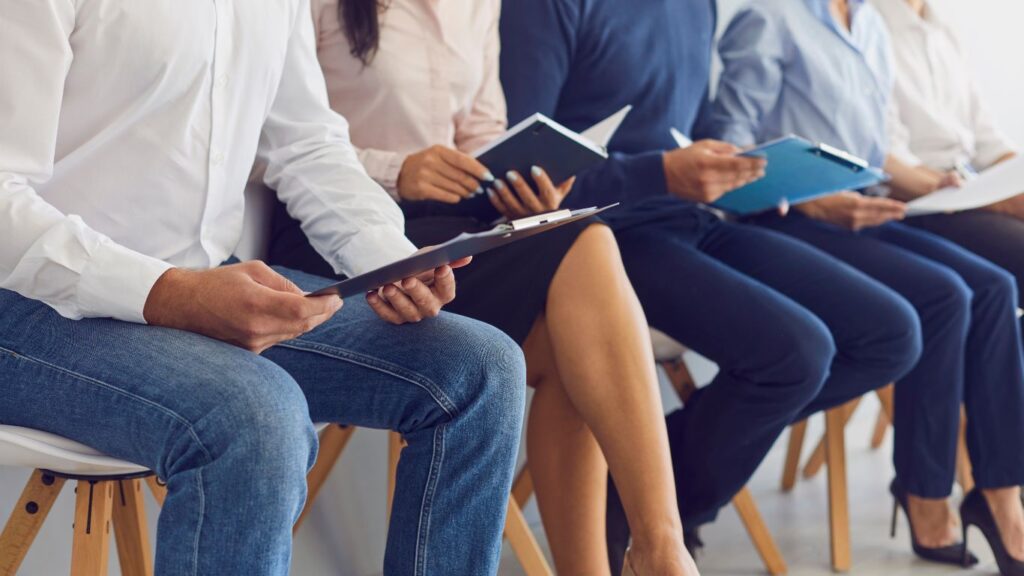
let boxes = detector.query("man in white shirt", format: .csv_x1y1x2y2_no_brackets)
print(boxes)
874,0,1024,326
0,1,525,574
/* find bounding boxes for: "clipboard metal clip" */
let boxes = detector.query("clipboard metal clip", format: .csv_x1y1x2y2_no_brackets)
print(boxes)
508,209,574,231
814,142,869,172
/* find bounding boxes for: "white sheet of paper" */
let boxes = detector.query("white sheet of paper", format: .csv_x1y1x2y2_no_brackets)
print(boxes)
670,127,693,148
905,156,1024,216
581,105,632,147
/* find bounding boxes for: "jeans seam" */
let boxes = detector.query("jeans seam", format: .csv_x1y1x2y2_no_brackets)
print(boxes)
275,340,460,419
192,468,205,576
0,345,215,465
415,423,446,576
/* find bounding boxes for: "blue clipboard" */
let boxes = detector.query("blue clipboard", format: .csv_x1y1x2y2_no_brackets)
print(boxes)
712,136,888,215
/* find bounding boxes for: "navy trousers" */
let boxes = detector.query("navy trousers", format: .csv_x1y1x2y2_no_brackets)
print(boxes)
753,212,1024,498
907,209,1024,338
606,199,921,528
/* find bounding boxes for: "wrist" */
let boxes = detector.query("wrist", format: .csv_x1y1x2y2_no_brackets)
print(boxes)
143,267,194,328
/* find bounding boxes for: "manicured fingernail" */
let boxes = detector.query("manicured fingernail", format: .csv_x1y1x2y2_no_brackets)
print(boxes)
483,171,496,182
487,188,495,199
531,165,542,177
384,286,397,296
473,186,483,196
403,278,416,289
506,171,518,183
494,179,506,189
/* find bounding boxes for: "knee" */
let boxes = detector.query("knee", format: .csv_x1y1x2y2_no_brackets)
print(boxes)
438,317,527,442
763,313,836,407
975,265,1019,310
857,294,924,385
169,358,316,496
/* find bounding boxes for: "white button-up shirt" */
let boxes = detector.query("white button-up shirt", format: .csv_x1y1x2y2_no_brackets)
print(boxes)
872,0,1017,170
0,0,416,324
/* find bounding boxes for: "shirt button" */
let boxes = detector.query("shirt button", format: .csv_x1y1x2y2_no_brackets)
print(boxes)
216,74,229,88
211,151,225,166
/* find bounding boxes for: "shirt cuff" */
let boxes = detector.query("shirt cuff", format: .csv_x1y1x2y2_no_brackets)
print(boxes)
76,238,175,324
359,149,408,201
975,142,1018,171
331,225,419,278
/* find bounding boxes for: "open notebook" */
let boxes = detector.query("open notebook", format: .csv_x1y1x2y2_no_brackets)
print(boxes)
473,106,632,187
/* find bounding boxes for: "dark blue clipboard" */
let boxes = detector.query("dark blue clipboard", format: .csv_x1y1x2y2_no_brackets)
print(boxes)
712,135,888,215
308,205,616,298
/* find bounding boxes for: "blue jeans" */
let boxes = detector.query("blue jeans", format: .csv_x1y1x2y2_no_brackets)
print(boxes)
0,267,526,576
754,213,1024,497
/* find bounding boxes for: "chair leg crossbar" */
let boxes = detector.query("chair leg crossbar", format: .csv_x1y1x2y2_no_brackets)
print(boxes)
0,470,153,576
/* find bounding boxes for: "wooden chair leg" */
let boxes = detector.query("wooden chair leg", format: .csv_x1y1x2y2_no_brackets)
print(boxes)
870,385,895,449
111,479,153,576
294,425,356,532
512,467,534,508
957,407,975,493
803,397,862,480
71,480,115,576
0,470,67,576
731,488,787,575
386,431,404,521
143,477,166,508
781,420,808,492
503,498,553,576
660,359,698,403
824,408,851,572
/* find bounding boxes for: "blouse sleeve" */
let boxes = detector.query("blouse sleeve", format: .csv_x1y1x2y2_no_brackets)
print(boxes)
454,0,508,153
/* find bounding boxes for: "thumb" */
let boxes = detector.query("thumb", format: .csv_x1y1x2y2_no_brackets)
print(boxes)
699,139,743,155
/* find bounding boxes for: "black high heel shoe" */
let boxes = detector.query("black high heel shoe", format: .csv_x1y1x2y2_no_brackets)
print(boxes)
961,488,1024,575
890,478,978,567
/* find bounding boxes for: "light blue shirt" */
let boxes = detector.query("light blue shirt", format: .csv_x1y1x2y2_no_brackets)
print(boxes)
705,0,894,168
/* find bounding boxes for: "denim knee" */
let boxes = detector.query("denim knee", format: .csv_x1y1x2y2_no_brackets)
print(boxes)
435,317,527,449
164,357,317,506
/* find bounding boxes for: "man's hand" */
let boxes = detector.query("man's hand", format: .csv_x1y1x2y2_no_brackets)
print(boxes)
663,140,767,204
143,261,343,354
488,166,575,219
366,257,473,325
796,192,907,231
397,145,494,203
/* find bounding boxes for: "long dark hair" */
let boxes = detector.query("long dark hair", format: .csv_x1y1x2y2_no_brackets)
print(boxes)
340,0,388,66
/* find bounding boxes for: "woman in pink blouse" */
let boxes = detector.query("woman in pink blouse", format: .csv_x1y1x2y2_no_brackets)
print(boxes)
268,0,698,574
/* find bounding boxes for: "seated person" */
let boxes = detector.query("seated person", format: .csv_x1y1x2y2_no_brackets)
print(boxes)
872,0,1024,328
0,1,527,574
706,0,1024,572
500,0,921,570
268,0,697,573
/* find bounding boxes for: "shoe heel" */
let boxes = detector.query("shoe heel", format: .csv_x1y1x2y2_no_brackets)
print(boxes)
961,523,970,567
891,497,899,539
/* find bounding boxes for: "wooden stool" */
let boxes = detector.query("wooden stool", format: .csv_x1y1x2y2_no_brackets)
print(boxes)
0,426,154,576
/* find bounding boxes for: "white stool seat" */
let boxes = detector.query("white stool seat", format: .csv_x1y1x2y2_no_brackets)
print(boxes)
0,425,147,477
0,422,336,478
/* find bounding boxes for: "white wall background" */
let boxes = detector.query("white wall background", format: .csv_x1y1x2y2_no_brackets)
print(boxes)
2,2,1022,575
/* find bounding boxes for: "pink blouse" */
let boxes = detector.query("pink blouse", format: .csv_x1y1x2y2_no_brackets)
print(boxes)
312,0,507,199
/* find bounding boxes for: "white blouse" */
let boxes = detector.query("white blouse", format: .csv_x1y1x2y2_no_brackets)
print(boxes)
873,0,1016,170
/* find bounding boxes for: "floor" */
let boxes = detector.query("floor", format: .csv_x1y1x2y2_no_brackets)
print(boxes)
498,392,1000,575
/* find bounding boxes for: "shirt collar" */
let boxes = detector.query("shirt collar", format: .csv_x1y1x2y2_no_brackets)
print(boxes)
806,0,868,52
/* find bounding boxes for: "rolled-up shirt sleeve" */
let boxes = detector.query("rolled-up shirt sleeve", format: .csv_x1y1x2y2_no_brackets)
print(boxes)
258,0,417,278
0,0,172,323
706,6,787,147
967,80,1016,170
